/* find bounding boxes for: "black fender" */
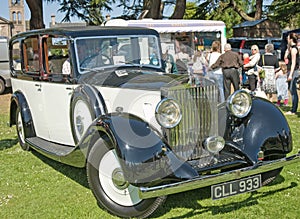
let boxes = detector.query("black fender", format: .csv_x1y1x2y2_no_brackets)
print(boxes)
81,112,198,187
10,91,36,139
70,84,107,144
234,97,292,162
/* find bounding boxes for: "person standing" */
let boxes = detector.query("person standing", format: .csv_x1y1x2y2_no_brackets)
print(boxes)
243,45,261,91
256,43,279,101
241,53,250,87
192,50,206,75
162,49,177,74
211,43,243,100
284,32,299,115
207,41,225,102
275,61,289,106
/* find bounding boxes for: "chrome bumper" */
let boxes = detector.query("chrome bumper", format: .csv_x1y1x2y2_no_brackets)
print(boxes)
138,152,300,199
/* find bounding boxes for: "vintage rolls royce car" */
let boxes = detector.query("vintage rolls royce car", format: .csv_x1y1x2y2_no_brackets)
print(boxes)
9,26,300,218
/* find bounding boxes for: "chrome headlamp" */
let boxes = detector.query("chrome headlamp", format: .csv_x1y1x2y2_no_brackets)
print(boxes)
203,136,225,154
227,90,252,118
155,98,182,128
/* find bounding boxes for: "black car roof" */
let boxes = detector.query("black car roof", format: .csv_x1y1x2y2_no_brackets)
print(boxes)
10,25,160,41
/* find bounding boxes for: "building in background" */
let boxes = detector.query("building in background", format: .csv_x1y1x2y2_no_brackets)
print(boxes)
0,0,27,39
0,16,12,39
233,18,281,38
9,0,27,35
49,14,86,28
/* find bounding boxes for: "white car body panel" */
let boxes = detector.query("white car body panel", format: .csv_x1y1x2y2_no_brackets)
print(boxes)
12,78,78,145
12,78,49,139
98,86,161,130
12,76,162,145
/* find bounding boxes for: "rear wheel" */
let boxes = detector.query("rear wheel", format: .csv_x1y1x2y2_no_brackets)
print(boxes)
0,79,5,95
16,107,30,150
87,138,166,218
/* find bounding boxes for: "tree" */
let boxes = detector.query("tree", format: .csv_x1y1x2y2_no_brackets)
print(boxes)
142,0,163,19
58,0,115,24
25,0,298,32
190,1,247,38
267,0,300,29
170,0,186,19
193,0,299,35
116,0,186,19
227,0,263,21
25,0,115,29
26,0,45,29
183,1,198,19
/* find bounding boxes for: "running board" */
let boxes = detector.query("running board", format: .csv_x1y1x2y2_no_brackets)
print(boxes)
25,137,86,167
26,137,74,156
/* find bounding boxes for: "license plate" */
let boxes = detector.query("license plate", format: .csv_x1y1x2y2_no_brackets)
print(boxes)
211,175,261,200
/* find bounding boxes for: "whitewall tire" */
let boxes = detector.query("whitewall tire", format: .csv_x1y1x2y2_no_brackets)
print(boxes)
16,108,29,150
87,138,166,218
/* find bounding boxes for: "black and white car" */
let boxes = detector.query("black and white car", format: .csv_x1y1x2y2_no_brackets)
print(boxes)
9,26,300,218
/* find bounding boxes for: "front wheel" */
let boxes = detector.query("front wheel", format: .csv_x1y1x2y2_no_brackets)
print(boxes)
87,138,166,218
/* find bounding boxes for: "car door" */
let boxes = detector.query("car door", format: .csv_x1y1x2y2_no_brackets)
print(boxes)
40,35,78,146
41,82,77,146
19,36,50,140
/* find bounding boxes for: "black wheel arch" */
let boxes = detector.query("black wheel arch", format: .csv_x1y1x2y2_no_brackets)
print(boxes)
10,91,36,139
80,112,198,187
231,97,292,162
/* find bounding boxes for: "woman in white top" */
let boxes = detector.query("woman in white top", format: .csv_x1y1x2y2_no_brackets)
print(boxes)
243,44,261,91
208,41,225,102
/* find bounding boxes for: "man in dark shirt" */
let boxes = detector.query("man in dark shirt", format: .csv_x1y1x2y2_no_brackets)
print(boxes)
211,43,243,99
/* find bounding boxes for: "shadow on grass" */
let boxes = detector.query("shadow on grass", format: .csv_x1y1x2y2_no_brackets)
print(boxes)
28,147,297,219
280,105,300,117
31,150,89,189
151,177,297,218
0,138,18,150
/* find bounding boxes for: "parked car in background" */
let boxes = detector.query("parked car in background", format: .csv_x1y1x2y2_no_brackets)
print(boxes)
9,26,300,218
0,37,11,94
228,37,282,60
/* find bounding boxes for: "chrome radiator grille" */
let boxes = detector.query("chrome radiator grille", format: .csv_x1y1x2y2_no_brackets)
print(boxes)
163,84,219,160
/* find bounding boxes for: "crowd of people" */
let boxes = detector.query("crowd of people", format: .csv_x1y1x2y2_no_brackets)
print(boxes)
165,32,299,115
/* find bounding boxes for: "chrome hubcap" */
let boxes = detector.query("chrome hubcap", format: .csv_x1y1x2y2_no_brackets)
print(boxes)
112,168,129,190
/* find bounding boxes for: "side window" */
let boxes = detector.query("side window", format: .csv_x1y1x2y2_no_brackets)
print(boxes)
23,36,39,73
11,41,21,73
45,36,69,75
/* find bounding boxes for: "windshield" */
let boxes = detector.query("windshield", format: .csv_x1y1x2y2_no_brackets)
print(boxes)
75,35,161,74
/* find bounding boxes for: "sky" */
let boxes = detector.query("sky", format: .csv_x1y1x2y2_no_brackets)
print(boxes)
0,1,122,28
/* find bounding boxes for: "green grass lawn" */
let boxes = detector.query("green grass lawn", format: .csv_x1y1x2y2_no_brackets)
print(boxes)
0,107,299,219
